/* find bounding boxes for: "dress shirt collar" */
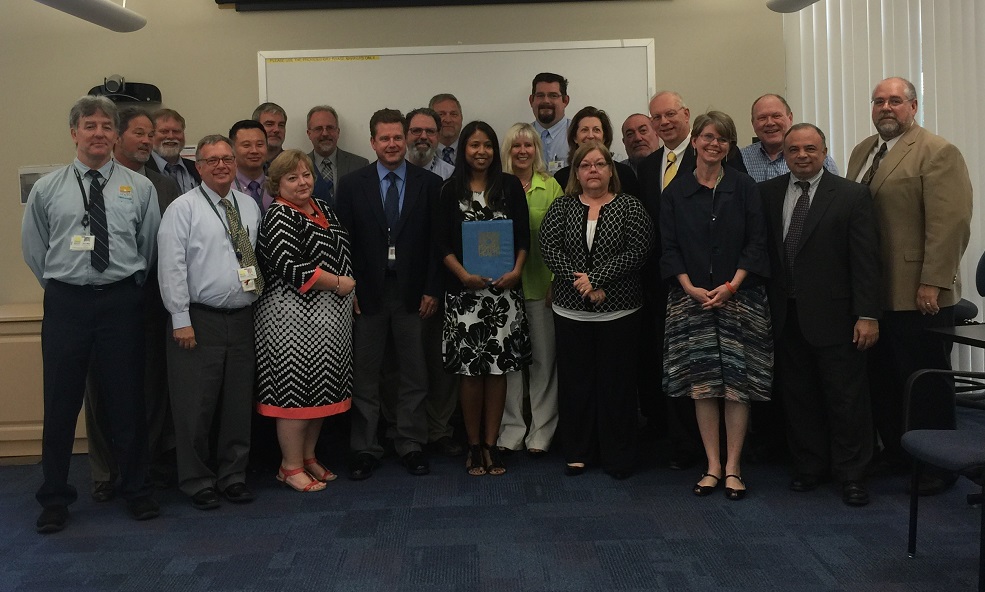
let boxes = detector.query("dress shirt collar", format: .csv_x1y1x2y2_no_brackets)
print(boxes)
199,182,235,204
73,157,114,178
376,160,407,184
533,117,569,139
234,169,266,191
788,167,824,193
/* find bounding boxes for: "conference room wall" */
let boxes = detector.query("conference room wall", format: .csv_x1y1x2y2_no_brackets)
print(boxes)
0,0,783,305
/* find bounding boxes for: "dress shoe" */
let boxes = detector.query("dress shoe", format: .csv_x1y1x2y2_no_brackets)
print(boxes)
789,474,823,492
669,453,698,471
606,469,633,480
914,473,959,496
402,451,430,476
842,481,870,507
190,487,221,510
221,482,256,504
90,480,116,503
36,505,69,534
564,463,585,476
724,474,746,501
430,436,464,457
127,496,160,520
348,453,379,481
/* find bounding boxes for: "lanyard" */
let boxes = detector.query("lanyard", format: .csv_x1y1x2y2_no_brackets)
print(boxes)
73,163,115,229
199,185,245,261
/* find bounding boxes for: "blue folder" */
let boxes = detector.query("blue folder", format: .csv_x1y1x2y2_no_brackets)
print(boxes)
462,219,514,280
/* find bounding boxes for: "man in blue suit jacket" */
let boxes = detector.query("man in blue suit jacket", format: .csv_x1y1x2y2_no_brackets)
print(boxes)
335,109,443,481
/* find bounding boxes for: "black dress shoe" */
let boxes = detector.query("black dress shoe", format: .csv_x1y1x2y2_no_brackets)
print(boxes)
842,481,870,507
348,453,379,481
36,505,69,534
91,480,116,503
693,473,721,497
605,469,633,480
430,436,464,457
402,451,430,476
564,464,585,476
915,473,959,496
190,487,221,510
221,482,255,504
789,474,822,492
127,496,160,520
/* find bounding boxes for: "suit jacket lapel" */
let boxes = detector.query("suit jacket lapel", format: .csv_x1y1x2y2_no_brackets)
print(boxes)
766,175,788,265
364,166,388,234
847,136,878,180
868,124,919,195
392,168,418,240
796,171,836,252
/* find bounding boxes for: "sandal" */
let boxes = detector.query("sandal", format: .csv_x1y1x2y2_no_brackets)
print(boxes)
303,458,338,482
466,445,486,476
277,466,326,492
483,443,506,476
693,473,721,497
724,474,746,501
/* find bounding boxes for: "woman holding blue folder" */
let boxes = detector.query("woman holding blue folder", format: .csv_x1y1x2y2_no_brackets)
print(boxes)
434,121,531,477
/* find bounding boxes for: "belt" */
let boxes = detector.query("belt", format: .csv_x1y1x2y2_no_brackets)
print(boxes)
49,276,135,291
189,302,249,315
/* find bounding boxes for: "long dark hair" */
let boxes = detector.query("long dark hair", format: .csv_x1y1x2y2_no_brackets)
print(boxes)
449,120,506,212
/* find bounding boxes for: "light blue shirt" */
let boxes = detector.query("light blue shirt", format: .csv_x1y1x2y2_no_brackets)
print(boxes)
157,183,261,329
151,152,198,194
741,141,839,183
420,155,454,180
376,160,407,214
533,117,570,171
22,158,160,288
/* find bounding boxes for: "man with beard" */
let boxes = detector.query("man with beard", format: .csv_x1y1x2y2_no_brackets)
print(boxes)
620,113,658,175
229,119,273,212
530,72,571,174
847,77,973,495
405,107,454,180
83,107,181,502
741,94,839,183
306,105,368,207
429,93,463,166
253,102,288,165
147,108,200,193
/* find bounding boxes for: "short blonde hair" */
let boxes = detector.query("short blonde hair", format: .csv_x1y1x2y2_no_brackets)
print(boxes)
266,149,314,197
565,142,620,196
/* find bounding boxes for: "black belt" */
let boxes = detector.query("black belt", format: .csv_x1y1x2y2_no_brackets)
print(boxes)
49,275,135,292
190,302,249,315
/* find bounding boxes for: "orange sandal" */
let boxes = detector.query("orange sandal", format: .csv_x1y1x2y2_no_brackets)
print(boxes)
303,458,338,482
277,466,326,492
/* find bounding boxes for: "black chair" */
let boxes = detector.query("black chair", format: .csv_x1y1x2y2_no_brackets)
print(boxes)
901,369,985,592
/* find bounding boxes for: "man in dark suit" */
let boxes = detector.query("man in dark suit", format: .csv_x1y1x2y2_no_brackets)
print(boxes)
762,123,881,506
146,108,201,193
335,108,443,480
846,77,973,495
306,105,369,207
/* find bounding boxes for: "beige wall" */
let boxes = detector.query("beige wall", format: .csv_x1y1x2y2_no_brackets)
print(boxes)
1,0,784,305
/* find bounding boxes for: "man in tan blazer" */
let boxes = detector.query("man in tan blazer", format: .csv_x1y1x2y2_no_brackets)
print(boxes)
846,76,973,495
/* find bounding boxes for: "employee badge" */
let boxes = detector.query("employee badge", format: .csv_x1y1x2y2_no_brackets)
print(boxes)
238,265,258,292
70,235,95,251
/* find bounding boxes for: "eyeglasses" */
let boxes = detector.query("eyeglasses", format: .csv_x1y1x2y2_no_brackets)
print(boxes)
577,161,609,171
408,127,438,136
534,92,563,101
198,156,235,167
871,97,913,107
308,125,338,134
698,133,730,145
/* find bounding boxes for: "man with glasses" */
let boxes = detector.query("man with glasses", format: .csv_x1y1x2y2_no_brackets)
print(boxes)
306,105,368,207
847,77,973,495
158,135,262,510
405,107,454,180
530,72,571,174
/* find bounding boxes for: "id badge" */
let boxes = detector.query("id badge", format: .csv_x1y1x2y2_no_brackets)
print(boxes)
547,160,564,175
387,246,396,262
70,235,95,251
238,265,258,292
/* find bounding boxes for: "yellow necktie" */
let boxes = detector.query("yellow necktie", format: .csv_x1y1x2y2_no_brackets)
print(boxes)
663,150,678,189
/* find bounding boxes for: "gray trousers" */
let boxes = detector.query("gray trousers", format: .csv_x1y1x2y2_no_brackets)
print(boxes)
166,306,255,496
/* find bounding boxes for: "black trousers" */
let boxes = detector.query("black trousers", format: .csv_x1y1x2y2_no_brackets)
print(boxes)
554,310,641,473
37,278,149,508
777,302,873,481
868,307,956,461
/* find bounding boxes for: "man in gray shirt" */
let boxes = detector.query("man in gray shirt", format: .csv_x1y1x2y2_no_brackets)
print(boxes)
22,95,161,533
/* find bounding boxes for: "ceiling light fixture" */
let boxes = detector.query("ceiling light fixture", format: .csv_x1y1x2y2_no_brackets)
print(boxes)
34,0,146,33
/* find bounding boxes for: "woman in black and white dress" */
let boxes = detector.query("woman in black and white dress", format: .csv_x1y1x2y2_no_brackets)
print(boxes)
254,149,356,493
434,121,531,476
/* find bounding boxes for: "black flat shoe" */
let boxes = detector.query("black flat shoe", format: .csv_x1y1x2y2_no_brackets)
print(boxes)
693,473,721,496
127,495,160,520
724,474,746,501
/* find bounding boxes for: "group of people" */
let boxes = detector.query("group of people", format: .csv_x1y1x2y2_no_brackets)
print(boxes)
21,72,973,535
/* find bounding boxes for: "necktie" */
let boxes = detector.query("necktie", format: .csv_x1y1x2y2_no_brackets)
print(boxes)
384,171,400,235
164,162,182,187
320,159,335,202
246,180,262,208
219,196,264,294
784,180,811,295
442,146,454,165
86,170,110,272
663,150,679,189
860,142,887,185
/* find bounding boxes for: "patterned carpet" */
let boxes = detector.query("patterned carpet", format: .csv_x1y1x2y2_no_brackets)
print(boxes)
0,438,980,592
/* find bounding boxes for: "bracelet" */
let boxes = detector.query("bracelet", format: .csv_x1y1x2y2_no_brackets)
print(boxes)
334,274,341,293
725,281,737,294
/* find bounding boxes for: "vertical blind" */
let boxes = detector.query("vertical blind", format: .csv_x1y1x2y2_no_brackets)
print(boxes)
784,0,985,371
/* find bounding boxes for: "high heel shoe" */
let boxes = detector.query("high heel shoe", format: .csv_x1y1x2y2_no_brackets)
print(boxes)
693,473,721,496
277,466,326,492
724,474,746,501
466,445,486,476
482,443,506,476
303,458,337,482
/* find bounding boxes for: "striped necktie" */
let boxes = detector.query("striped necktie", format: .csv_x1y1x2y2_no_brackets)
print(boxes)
784,180,811,294
860,142,887,185
85,170,110,272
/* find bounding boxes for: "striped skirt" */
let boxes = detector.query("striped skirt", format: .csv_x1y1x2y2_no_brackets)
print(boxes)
663,285,773,403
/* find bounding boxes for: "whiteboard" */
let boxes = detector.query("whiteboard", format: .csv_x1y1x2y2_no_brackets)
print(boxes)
258,39,655,163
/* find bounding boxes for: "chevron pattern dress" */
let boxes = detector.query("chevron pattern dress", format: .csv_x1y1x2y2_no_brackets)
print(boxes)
254,198,353,418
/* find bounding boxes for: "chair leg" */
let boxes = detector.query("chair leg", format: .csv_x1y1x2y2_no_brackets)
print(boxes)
908,462,921,558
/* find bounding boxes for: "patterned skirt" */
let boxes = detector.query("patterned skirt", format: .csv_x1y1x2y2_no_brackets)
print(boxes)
443,286,531,376
663,285,773,403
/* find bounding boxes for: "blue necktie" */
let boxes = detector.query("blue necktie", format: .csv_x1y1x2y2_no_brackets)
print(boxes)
442,146,454,165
